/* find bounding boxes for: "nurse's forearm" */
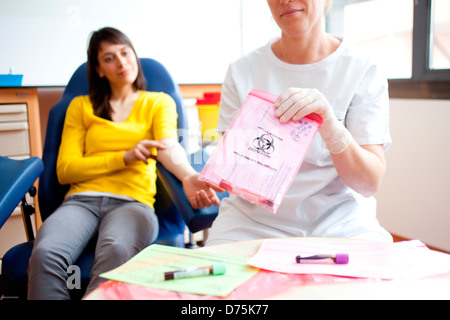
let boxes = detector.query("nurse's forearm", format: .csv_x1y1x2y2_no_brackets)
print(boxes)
330,142,386,197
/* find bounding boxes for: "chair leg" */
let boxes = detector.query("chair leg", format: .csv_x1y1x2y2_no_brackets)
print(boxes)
186,232,199,249
186,230,210,248
20,186,36,242
202,229,209,246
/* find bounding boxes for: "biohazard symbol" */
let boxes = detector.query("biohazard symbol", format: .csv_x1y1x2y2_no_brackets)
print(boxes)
253,134,275,154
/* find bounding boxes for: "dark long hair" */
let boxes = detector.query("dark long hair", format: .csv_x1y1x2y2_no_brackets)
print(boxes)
87,27,146,120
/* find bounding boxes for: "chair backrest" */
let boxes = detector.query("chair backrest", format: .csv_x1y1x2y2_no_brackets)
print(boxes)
38,58,188,229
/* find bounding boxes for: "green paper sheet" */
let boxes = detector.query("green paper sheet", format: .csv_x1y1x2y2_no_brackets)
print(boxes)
100,244,259,297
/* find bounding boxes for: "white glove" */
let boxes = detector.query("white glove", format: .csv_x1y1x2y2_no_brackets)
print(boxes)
274,88,352,154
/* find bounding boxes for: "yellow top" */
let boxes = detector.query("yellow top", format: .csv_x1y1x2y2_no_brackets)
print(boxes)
56,91,178,208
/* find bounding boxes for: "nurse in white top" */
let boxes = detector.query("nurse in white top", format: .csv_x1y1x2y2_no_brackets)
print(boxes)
206,0,393,245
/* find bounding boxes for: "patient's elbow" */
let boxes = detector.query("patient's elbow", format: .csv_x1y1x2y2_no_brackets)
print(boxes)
56,162,71,185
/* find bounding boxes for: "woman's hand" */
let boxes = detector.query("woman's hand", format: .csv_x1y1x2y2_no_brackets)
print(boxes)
274,88,334,123
182,173,223,209
274,87,351,154
123,139,167,165
274,87,386,196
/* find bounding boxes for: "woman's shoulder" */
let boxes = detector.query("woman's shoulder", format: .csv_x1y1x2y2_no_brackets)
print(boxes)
69,94,90,104
137,91,176,111
139,90,173,102
67,95,92,113
338,38,381,69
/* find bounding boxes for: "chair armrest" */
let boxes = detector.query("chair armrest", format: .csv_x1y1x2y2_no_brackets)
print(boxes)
156,149,228,234
0,157,44,229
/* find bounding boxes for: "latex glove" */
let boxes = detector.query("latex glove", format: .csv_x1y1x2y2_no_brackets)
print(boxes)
274,88,352,154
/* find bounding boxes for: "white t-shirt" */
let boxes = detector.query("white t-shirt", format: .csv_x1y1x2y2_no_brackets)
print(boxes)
206,37,393,245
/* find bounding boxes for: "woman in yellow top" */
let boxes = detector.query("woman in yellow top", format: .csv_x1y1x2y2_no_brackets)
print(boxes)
27,27,221,300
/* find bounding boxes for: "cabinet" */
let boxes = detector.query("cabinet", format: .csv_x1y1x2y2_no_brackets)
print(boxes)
0,104,31,157
0,88,42,258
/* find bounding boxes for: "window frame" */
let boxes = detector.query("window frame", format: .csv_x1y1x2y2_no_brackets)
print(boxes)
329,0,450,99
412,0,450,81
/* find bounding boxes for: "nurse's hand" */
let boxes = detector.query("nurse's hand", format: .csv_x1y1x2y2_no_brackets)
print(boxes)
274,88,333,123
274,88,352,154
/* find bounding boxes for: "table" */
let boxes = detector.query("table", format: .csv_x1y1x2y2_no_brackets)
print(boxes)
86,237,450,300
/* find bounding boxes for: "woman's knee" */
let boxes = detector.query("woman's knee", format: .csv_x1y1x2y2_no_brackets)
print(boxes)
96,237,134,265
29,243,71,273
103,202,159,246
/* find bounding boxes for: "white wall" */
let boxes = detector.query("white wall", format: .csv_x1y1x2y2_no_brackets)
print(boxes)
0,0,279,86
375,98,450,252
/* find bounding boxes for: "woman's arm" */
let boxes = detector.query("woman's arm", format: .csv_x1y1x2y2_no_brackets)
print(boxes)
155,138,223,209
143,93,223,209
330,142,386,197
57,99,127,185
123,136,222,209
275,88,386,197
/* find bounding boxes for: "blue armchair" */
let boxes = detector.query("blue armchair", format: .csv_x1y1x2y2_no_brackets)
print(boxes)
0,156,43,299
0,156,44,237
1,58,225,300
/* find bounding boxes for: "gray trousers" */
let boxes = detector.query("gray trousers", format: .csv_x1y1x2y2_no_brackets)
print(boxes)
27,195,158,300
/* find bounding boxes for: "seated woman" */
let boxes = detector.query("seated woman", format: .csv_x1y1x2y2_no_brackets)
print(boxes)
27,27,221,299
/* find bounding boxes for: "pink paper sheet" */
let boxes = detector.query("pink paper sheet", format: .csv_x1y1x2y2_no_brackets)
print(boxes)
247,239,392,279
388,240,450,280
99,240,450,300
247,239,450,280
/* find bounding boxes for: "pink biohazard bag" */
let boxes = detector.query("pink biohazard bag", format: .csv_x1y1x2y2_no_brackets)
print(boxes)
198,89,322,214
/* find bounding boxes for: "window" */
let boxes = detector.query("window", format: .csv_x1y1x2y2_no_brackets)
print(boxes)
327,0,450,99
430,0,450,70
328,0,414,79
